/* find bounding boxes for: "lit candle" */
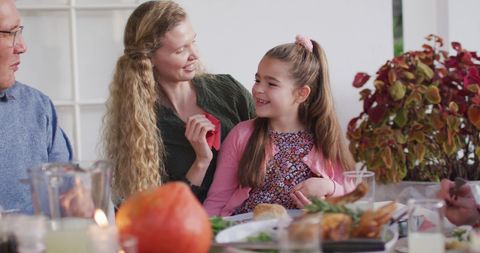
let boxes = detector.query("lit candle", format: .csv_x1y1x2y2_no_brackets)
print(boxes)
44,218,92,253
87,209,119,253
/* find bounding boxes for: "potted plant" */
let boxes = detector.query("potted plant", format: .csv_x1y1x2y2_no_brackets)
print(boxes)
347,35,480,192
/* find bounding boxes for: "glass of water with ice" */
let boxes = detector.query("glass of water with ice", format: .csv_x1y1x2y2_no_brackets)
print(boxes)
407,198,445,253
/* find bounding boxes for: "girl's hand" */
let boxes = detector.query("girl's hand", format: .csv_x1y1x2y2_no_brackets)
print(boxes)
290,177,335,208
185,114,216,163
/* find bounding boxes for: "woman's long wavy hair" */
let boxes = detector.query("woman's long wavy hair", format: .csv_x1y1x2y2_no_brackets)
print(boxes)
102,0,186,204
238,40,355,188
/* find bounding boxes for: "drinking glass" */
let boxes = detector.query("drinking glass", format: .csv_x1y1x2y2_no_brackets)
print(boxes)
343,170,375,210
45,218,93,253
28,160,112,219
407,198,445,253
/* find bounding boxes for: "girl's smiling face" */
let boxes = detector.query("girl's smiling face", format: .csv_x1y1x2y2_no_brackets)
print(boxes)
252,56,304,123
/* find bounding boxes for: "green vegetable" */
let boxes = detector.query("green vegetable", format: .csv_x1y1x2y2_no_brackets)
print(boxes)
450,227,469,242
304,197,363,225
246,232,276,253
246,232,272,242
210,216,236,236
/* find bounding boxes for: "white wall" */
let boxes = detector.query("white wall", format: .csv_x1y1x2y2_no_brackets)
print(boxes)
448,0,480,51
403,0,480,52
16,0,394,160
403,0,447,51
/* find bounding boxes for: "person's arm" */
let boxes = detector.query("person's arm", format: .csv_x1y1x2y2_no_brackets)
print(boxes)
326,160,349,197
291,156,350,207
46,100,73,162
291,177,335,208
203,124,246,216
183,114,216,187
309,154,348,196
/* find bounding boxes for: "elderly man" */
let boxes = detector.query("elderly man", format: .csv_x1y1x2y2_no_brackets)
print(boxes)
0,0,72,214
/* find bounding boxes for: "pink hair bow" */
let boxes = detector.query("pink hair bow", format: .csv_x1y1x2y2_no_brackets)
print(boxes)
295,35,313,52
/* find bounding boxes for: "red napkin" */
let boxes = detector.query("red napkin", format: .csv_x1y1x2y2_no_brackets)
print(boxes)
205,113,221,151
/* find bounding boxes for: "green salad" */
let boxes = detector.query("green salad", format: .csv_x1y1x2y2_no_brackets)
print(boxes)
210,216,236,236
246,231,273,242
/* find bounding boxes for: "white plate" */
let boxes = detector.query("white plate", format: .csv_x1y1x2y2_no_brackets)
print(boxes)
223,209,304,223
216,219,281,243
217,217,399,252
217,202,403,252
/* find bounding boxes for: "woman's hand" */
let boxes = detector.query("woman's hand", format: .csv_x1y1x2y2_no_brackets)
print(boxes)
184,114,216,185
437,179,480,226
290,177,335,208
185,114,216,162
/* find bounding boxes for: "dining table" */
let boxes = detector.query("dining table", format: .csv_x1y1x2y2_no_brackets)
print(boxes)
207,201,471,253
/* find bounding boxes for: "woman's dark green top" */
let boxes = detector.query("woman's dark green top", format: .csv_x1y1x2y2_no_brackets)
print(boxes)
157,74,255,202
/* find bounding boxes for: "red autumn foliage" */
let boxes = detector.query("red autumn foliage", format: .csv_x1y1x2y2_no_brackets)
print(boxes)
353,72,371,88
348,35,480,183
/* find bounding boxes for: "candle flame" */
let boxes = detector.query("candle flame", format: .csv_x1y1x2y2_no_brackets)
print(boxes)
94,209,109,227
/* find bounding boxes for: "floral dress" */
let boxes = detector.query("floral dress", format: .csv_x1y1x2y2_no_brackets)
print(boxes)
234,129,315,214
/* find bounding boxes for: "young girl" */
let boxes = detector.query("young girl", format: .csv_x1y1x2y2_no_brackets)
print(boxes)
203,36,355,216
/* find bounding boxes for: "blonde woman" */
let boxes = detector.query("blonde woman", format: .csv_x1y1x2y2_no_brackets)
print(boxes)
103,0,255,206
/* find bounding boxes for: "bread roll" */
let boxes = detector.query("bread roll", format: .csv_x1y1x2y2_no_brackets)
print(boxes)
252,203,289,220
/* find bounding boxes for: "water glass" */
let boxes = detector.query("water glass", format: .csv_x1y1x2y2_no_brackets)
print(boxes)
407,198,445,253
28,160,112,219
343,170,375,210
45,218,92,253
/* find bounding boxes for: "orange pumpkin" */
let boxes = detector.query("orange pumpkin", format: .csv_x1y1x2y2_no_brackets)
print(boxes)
116,182,212,253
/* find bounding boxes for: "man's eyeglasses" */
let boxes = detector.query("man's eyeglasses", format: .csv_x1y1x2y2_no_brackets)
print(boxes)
0,26,24,47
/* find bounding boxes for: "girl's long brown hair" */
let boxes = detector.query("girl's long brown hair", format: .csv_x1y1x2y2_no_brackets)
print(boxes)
238,40,355,188
102,0,186,204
